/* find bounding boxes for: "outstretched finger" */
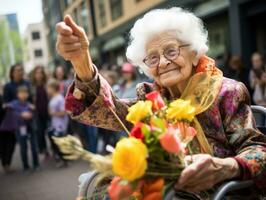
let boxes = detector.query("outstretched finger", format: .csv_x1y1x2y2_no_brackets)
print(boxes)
64,15,84,37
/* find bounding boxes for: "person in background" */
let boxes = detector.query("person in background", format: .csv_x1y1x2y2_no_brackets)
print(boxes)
8,86,39,172
253,71,266,126
30,66,50,160
253,72,266,107
114,62,139,99
249,52,265,90
47,80,68,168
224,55,250,88
0,83,12,173
97,70,119,154
53,65,67,95
64,68,75,95
1,64,31,173
3,63,32,102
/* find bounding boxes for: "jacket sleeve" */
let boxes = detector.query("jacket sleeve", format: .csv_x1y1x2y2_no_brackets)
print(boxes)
3,83,12,103
220,81,266,191
65,66,137,131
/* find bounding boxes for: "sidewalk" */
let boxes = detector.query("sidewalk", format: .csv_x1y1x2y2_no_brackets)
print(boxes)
0,145,90,200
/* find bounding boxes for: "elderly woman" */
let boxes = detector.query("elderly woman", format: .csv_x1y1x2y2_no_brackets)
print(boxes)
56,7,266,198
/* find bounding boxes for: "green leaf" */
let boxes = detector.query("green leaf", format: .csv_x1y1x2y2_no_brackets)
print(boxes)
150,116,166,134
141,124,150,137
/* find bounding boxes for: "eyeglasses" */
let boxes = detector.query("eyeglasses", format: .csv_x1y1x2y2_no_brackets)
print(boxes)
143,44,190,68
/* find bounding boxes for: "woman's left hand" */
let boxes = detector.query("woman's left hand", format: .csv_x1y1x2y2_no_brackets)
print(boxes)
175,154,241,193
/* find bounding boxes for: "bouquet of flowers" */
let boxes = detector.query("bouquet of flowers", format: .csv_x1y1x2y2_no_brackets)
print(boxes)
54,91,198,200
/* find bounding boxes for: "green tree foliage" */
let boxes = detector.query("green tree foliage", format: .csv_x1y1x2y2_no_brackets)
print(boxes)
0,18,23,79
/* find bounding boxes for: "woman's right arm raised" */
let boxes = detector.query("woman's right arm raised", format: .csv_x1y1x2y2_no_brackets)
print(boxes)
55,15,140,131
56,15,94,82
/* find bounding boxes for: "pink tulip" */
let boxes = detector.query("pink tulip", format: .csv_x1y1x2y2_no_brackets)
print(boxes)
187,126,197,138
159,127,182,154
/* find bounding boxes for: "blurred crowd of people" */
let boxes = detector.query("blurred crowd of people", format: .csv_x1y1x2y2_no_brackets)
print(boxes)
0,61,148,174
218,51,266,125
0,51,265,174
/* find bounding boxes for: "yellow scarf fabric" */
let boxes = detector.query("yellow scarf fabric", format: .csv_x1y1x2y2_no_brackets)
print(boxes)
181,55,223,155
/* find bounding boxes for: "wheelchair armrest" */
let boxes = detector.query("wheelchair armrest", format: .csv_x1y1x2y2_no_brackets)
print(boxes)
212,180,254,200
251,105,266,114
78,171,99,197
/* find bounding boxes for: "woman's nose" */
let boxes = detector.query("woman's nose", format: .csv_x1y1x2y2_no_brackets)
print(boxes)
159,55,171,68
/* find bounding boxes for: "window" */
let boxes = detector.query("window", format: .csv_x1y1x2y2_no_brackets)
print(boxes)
110,0,123,21
64,0,73,7
34,49,43,57
32,31,40,40
80,0,89,33
98,0,107,27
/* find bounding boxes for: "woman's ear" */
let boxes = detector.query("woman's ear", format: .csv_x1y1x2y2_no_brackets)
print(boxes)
191,51,199,66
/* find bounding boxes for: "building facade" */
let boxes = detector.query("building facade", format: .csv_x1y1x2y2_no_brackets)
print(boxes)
44,0,266,71
42,0,68,71
60,0,232,68
24,22,50,73
229,0,266,65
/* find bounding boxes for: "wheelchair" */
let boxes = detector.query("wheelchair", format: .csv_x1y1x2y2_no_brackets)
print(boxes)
77,105,266,200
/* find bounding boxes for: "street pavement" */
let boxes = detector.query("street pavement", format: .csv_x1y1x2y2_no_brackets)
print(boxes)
0,145,90,200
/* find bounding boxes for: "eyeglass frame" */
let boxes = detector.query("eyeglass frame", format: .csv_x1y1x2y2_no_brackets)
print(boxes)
143,44,191,68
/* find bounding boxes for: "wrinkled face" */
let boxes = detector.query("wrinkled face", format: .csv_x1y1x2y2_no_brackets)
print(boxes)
145,32,197,88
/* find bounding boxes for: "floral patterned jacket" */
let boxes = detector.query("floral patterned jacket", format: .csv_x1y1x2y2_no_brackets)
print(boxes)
65,66,266,194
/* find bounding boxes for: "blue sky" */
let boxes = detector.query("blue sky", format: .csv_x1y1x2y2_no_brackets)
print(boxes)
0,0,43,34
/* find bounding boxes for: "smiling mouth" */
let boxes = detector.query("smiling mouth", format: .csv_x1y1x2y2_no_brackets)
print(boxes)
159,68,179,75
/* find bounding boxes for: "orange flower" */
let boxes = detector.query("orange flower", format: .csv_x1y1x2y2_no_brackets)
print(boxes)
108,177,133,200
142,178,164,200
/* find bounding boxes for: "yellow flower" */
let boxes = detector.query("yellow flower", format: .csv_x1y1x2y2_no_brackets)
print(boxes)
166,99,196,122
126,100,153,124
112,138,148,181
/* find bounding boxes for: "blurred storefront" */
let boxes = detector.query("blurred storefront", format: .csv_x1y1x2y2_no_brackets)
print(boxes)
42,0,266,71
47,0,232,68
42,0,70,71
229,0,266,65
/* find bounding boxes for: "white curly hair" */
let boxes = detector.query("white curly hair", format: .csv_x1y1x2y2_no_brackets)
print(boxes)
126,7,209,75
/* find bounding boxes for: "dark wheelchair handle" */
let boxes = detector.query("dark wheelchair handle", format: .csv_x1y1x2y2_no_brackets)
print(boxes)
251,105,266,115
163,180,254,200
212,180,254,200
